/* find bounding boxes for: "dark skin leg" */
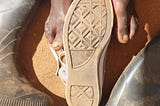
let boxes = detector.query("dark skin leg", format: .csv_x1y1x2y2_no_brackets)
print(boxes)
113,0,138,43
45,0,72,50
45,0,138,50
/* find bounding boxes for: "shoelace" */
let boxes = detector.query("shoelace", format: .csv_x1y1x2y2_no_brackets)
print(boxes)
49,46,68,84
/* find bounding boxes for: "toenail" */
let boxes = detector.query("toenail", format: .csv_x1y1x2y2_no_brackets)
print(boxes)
123,35,129,42
52,42,60,47
52,42,62,50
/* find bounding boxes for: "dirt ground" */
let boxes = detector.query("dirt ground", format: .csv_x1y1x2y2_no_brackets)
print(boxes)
18,0,160,106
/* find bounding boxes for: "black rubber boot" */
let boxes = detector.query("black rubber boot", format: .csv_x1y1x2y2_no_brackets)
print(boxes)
107,35,160,106
0,0,53,105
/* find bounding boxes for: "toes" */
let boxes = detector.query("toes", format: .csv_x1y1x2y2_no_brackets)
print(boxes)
51,23,63,51
113,0,129,43
116,12,129,44
45,14,64,51
45,16,56,44
129,16,138,39
51,41,63,51
117,17,129,43
117,15,138,43
117,34,129,44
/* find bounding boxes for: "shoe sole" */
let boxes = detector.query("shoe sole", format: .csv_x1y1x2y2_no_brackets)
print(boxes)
63,0,113,106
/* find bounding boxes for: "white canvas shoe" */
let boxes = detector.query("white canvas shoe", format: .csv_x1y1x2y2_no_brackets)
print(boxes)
50,0,114,105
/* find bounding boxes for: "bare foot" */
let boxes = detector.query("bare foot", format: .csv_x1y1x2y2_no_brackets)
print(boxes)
45,0,72,50
45,0,138,49
112,0,138,43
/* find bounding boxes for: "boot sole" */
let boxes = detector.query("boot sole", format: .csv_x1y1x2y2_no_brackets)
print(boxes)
63,0,113,105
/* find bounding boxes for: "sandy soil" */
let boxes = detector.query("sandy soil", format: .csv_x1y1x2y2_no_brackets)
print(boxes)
18,0,160,106
32,34,65,98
